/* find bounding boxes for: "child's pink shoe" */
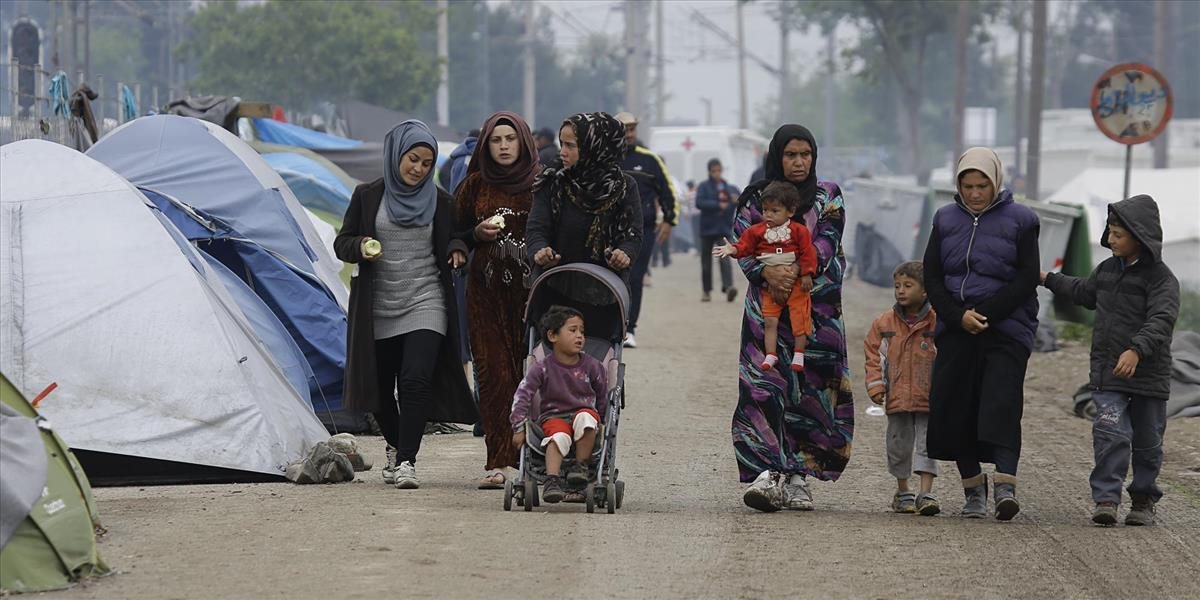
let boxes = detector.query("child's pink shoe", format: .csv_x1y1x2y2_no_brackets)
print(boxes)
761,353,779,371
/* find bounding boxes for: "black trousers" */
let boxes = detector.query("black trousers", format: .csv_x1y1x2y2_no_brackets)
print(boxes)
627,225,656,334
699,234,733,294
373,329,443,464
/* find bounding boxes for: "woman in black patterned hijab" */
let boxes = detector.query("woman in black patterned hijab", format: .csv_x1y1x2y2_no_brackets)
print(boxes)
526,112,643,277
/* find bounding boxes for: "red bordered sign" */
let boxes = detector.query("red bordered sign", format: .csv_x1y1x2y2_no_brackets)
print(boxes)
1090,62,1173,145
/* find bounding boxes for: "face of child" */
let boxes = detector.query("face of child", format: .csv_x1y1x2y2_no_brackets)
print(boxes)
893,274,926,311
548,316,586,357
761,199,794,228
1106,222,1141,259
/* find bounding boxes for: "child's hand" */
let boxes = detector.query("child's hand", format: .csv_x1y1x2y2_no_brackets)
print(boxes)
871,393,885,405
511,431,526,448
1113,349,1139,378
800,275,813,292
711,238,734,258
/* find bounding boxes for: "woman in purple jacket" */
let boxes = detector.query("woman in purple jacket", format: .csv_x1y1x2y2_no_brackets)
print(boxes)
923,147,1040,521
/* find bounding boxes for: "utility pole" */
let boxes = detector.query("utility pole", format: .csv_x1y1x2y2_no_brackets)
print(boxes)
1026,0,1047,199
1152,0,1168,168
82,0,89,82
778,5,790,123
824,25,836,151
1013,1,1026,177
436,0,449,127
624,0,647,118
952,0,969,163
736,0,747,129
523,2,535,125
655,0,664,125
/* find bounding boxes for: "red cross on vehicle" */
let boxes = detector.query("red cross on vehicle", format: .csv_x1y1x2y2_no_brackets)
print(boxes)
681,137,695,151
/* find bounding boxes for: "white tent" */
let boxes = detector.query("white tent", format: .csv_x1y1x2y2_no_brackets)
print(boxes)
0,140,328,481
1047,167,1200,289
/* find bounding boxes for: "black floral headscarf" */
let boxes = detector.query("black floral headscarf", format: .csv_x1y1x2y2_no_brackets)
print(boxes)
533,112,634,261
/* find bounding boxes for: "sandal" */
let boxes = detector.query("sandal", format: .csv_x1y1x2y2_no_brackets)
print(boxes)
478,470,506,489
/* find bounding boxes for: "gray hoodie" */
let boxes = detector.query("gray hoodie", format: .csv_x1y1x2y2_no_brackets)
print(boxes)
1044,194,1180,399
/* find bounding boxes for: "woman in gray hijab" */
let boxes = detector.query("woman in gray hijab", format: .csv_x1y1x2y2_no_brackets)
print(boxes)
334,120,476,490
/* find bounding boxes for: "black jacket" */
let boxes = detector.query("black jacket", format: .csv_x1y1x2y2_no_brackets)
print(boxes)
333,179,477,422
526,173,643,273
621,144,678,225
1044,194,1179,399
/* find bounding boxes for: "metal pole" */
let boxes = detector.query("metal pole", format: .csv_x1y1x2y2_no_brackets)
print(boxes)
522,2,535,124
96,73,104,125
824,25,836,152
952,0,969,165
82,0,89,81
1123,144,1132,199
133,82,141,116
1152,0,1168,168
655,0,664,125
1013,1,1026,177
116,79,124,123
152,85,158,113
435,0,448,127
736,1,747,129
1026,0,1047,199
778,11,789,123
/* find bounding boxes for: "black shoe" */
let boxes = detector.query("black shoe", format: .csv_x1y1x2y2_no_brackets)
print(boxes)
726,286,738,302
566,463,590,486
542,475,566,503
1125,495,1156,526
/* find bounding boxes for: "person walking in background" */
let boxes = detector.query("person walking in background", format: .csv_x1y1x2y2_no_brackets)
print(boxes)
923,147,1040,521
444,129,481,193
334,120,477,490
615,111,677,349
864,261,941,516
732,125,853,513
534,127,559,168
449,111,541,490
1042,194,1179,527
695,158,740,302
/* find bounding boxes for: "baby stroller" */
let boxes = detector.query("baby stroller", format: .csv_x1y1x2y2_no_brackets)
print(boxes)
504,262,628,514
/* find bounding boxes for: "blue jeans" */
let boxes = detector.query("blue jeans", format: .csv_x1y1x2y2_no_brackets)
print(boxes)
1090,390,1167,505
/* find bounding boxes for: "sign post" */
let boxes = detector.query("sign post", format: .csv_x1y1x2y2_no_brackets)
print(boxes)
1090,63,1173,199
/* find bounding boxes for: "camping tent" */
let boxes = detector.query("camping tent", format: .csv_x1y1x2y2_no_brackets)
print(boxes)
1047,167,1200,289
1,374,109,593
0,140,329,484
263,151,354,215
86,115,349,309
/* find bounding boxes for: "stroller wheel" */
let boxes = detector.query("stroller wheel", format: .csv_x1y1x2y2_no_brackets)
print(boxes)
585,483,596,514
615,480,625,509
606,482,617,514
523,477,535,512
503,478,513,511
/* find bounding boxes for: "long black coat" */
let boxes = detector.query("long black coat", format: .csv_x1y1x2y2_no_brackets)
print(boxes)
333,178,477,424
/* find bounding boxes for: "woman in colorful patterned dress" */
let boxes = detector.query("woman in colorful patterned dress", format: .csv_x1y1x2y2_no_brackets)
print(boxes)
731,124,854,512
449,111,541,489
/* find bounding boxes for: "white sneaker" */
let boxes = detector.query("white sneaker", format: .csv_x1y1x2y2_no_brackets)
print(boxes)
381,445,398,485
394,460,419,489
623,334,637,348
783,474,814,511
742,470,784,512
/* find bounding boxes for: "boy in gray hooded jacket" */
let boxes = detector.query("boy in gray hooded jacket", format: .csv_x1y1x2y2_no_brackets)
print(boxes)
1041,194,1179,527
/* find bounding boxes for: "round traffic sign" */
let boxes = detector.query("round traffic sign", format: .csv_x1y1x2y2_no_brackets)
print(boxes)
1090,63,1173,145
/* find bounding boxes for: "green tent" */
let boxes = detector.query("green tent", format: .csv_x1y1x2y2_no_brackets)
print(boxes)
0,374,110,593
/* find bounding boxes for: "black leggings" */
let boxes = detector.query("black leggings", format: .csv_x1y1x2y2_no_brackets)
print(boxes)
956,444,1019,478
373,329,443,465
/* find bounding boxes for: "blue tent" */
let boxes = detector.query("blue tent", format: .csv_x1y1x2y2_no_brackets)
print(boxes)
252,118,363,150
262,152,353,215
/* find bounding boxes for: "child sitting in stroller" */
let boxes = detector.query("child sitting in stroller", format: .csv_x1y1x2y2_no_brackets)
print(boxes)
511,305,608,503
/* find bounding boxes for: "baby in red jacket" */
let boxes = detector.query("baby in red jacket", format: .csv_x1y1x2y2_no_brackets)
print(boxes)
714,181,817,372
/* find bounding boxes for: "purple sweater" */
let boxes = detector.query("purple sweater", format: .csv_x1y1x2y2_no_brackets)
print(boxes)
510,353,608,431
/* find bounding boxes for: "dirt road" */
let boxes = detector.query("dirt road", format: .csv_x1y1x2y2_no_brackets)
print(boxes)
57,256,1199,599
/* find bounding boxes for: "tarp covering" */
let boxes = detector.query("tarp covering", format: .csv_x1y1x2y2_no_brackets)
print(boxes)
163,95,241,129
263,152,353,215
0,140,329,481
252,117,363,149
87,115,348,309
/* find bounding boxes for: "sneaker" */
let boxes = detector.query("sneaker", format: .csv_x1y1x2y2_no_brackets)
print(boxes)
394,460,418,489
1092,502,1118,526
742,470,785,512
542,475,566,503
1125,496,1156,526
566,463,590,486
701,292,712,302
892,490,918,514
783,475,814,511
725,286,738,302
623,334,637,349
917,493,941,516
381,445,398,485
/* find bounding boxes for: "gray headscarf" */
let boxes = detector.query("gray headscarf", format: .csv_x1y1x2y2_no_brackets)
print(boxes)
383,120,439,227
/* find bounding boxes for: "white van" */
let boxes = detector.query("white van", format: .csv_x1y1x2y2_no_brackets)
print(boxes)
648,126,769,189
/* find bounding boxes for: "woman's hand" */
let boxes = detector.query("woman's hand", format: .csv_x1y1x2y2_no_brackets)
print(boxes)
961,309,989,334
763,263,799,305
475,220,502,242
1113,349,1139,378
799,275,814,293
511,431,526,449
360,237,381,262
607,248,631,270
533,247,562,268
449,250,467,269
655,222,673,244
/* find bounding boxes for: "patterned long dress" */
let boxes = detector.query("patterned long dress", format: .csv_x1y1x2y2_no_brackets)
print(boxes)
731,181,854,482
454,172,533,471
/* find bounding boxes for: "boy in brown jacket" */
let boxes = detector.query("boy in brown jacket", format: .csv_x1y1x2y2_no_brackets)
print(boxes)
864,261,940,515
